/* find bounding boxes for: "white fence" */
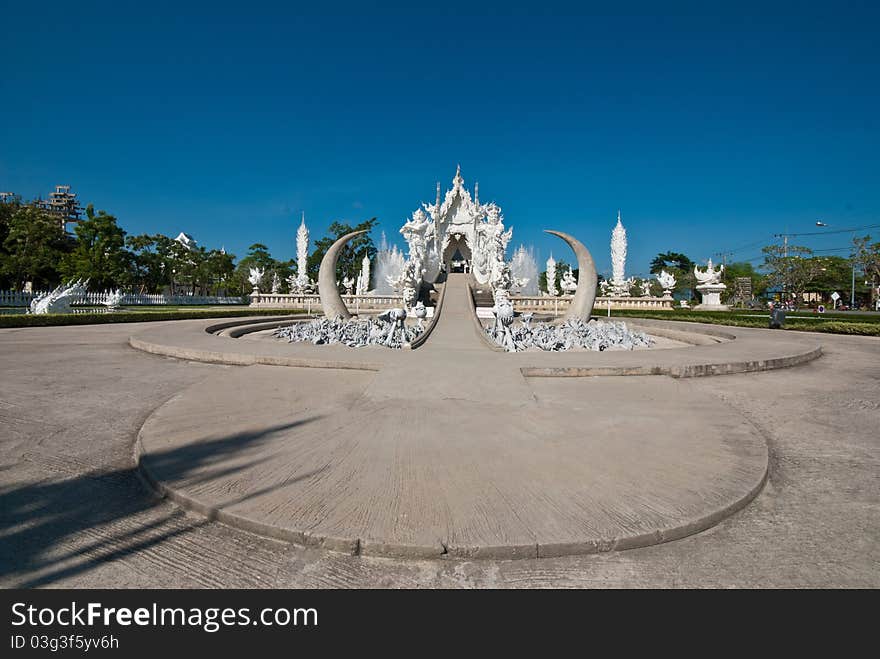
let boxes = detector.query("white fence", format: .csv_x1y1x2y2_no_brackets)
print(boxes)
249,293,404,314
0,290,246,307
511,295,675,313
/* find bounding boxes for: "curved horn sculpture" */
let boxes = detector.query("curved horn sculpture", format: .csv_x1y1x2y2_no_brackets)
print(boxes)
318,229,367,320
544,230,598,321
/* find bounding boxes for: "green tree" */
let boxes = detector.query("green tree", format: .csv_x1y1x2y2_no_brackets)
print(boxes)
722,261,766,302
233,243,278,293
60,204,131,290
0,196,23,288
2,205,71,290
852,235,880,308
538,259,571,294
126,234,172,293
307,218,379,287
761,244,822,305
649,251,695,298
810,256,853,294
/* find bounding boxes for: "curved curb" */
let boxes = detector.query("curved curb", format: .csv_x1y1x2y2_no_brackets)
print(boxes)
129,335,381,371
522,345,822,378
408,282,448,350
133,406,769,562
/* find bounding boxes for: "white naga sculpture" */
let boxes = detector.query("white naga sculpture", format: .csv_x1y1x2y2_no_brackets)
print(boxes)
388,166,516,307
28,279,88,314
693,258,728,310
248,267,264,293
561,267,578,295
656,270,677,297
609,211,635,296
545,255,558,296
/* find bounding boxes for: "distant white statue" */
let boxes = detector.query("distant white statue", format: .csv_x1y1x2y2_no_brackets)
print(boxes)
342,276,355,295
656,270,677,297
599,280,611,296
290,213,312,294
271,272,281,294
694,258,724,286
104,289,123,310
248,267,264,293
561,267,578,295
28,279,89,314
693,258,728,310
356,254,371,296
545,255,558,296
609,211,633,296
509,245,539,296
640,279,652,297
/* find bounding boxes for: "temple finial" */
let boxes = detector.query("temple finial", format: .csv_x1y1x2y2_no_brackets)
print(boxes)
435,181,441,206
617,209,621,222
300,211,306,226
474,181,479,205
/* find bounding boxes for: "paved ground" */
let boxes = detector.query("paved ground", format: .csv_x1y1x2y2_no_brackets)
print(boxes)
1,284,878,586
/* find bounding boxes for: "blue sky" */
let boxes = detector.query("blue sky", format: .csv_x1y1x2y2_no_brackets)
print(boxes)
2,1,878,278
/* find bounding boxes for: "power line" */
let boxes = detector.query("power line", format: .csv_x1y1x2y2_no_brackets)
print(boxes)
778,223,880,238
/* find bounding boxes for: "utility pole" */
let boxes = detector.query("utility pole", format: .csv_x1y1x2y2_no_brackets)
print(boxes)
773,233,793,301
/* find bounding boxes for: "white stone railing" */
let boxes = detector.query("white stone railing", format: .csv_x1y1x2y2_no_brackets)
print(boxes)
249,293,404,313
511,295,674,314
0,290,246,307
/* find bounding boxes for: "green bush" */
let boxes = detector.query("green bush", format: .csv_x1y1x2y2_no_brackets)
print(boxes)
592,309,880,335
0,309,301,328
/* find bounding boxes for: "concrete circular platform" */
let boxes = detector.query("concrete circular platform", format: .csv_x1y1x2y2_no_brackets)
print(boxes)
128,276,825,560
136,364,768,559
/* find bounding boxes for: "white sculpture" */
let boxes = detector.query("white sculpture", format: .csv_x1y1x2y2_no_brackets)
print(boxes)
342,276,355,295
657,270,677,297
561,267,578,295
373,233,406,296
545,255,558,296
271,272,281,294
694,258,724,286
290,213,312,294
509,245,538,295
274,311,423,350
28,279,88,314
609,211,633,296
413,300,427,330
356,254,371,296
693,259,729,310
104,288,123,310
388,166,517,300
248,267,264,293
640,279,652,297
489,289,516,352
485,316,653,352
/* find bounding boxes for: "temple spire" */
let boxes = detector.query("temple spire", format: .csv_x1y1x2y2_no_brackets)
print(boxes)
474,181,479,206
